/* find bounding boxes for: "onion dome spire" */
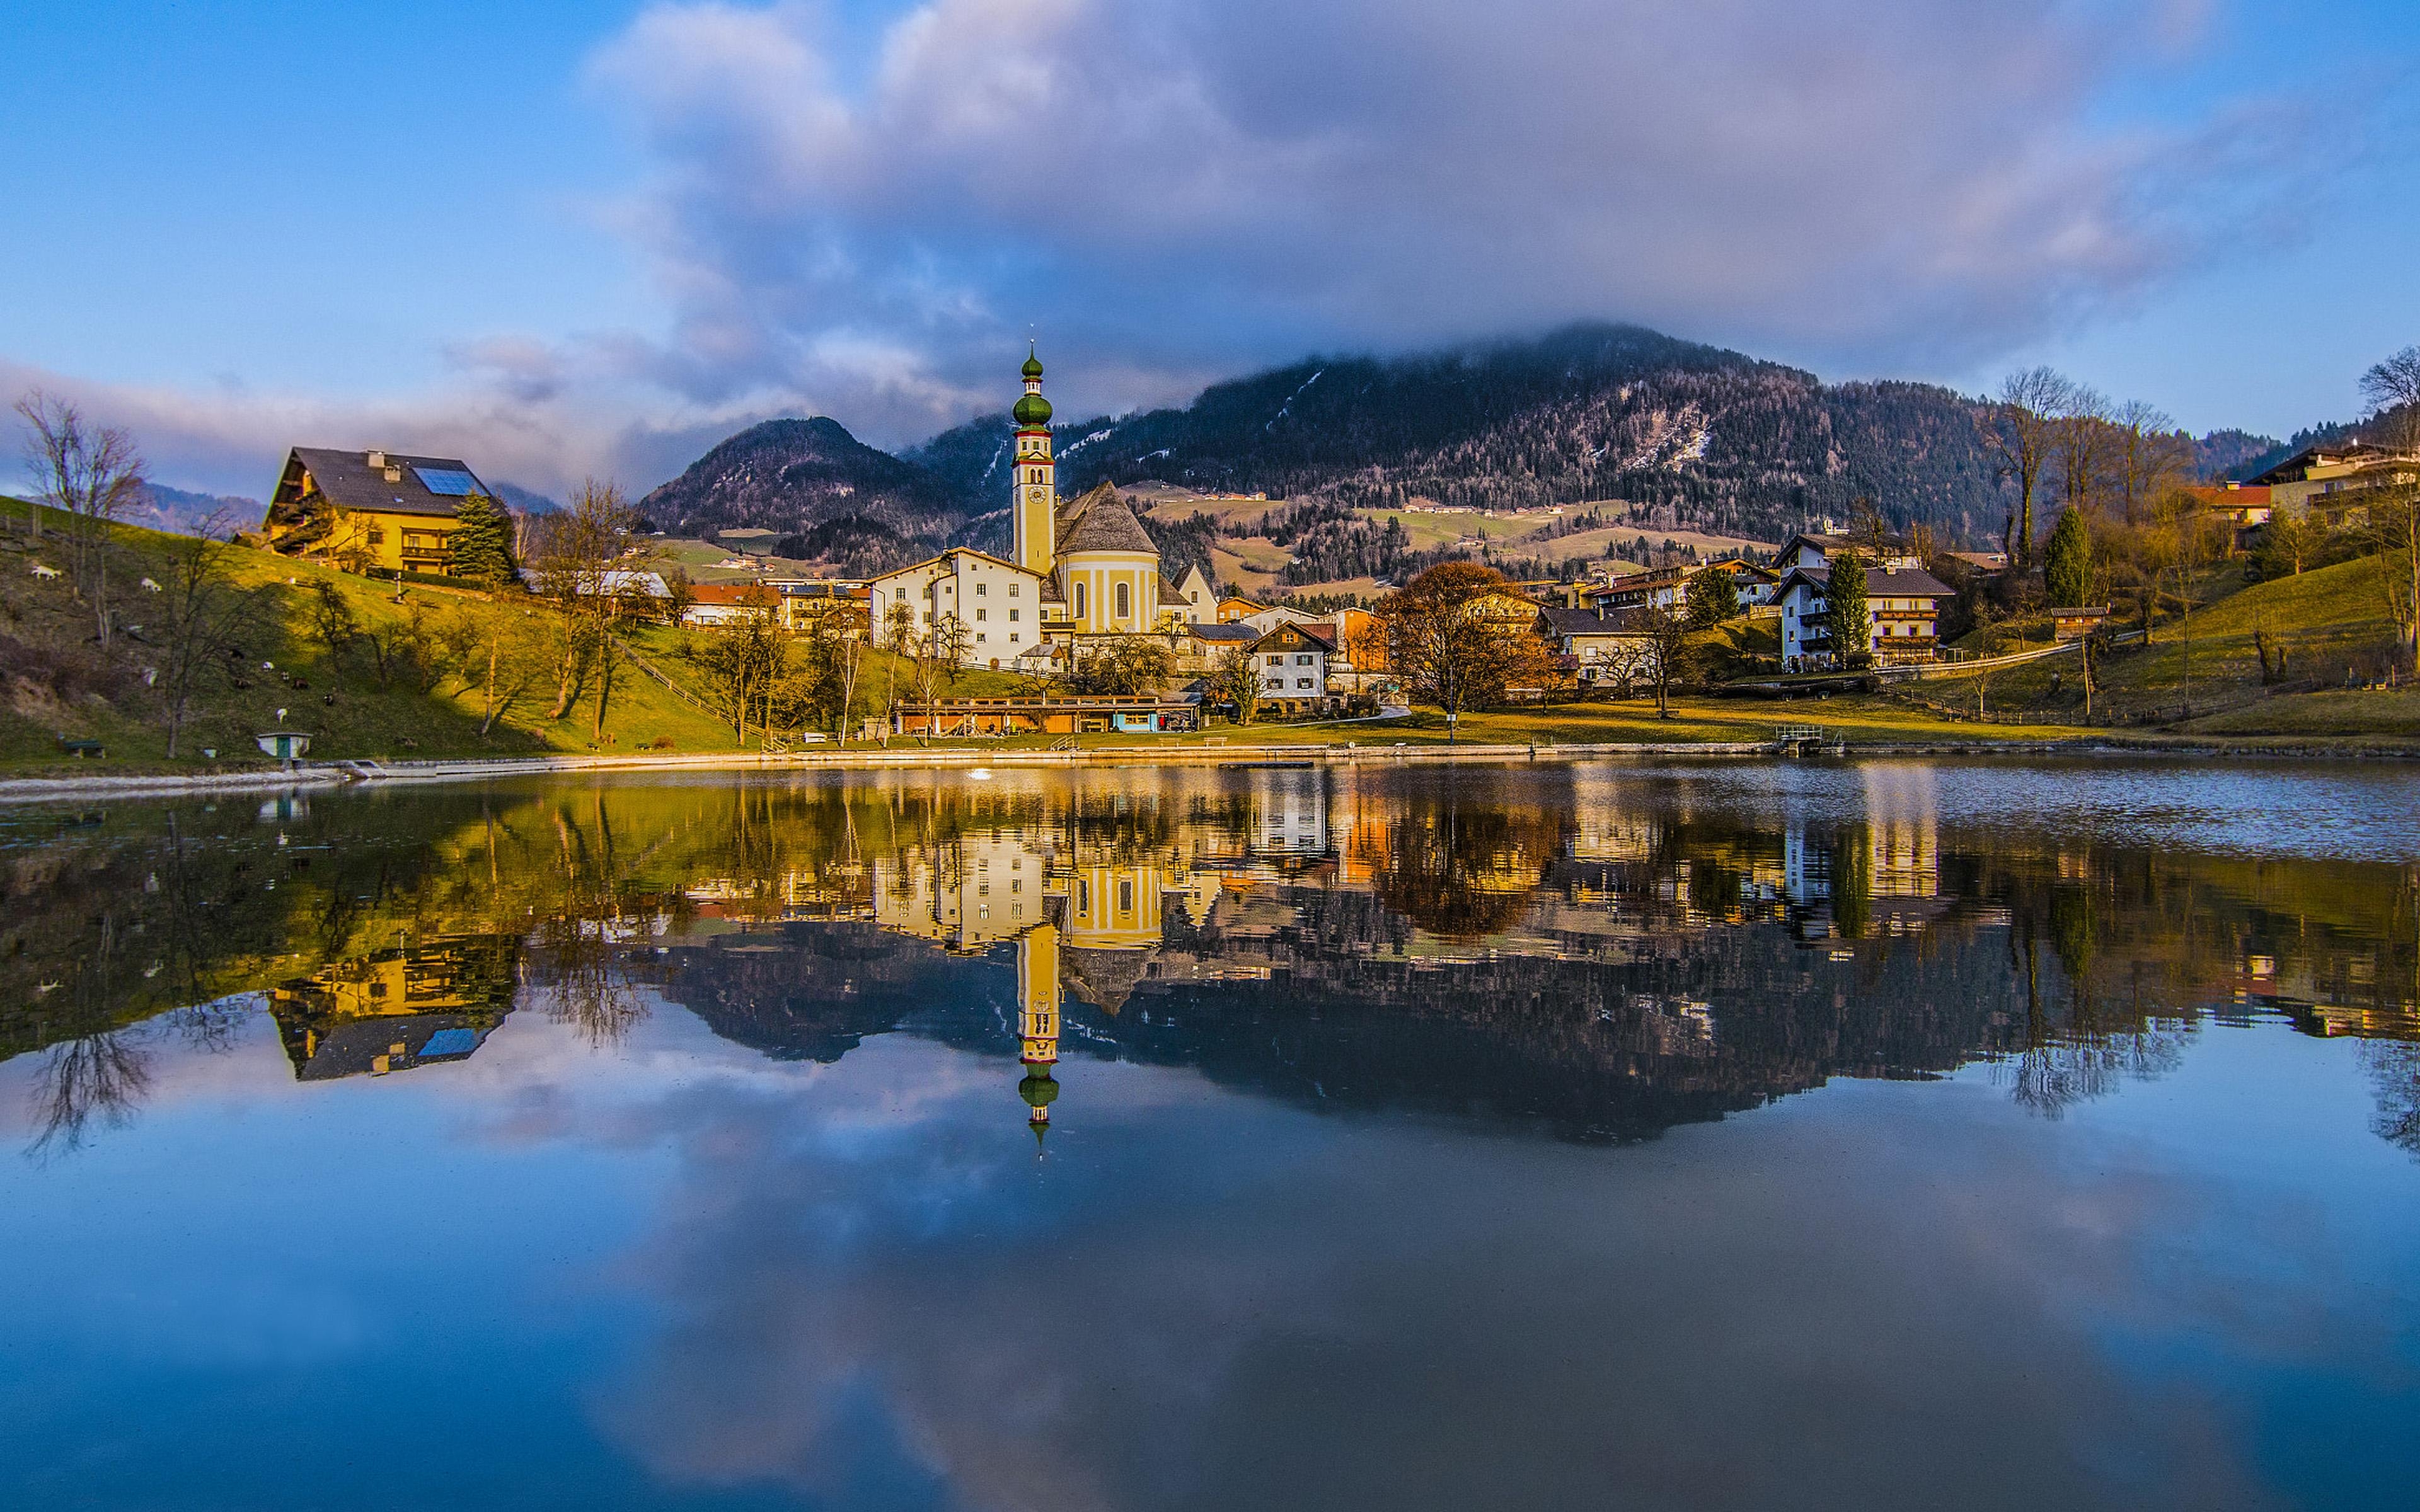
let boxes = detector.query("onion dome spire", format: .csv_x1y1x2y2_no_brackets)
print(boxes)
1013,343,1052,427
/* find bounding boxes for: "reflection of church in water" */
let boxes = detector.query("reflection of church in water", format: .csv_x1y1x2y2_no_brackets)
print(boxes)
873,767,1338,1140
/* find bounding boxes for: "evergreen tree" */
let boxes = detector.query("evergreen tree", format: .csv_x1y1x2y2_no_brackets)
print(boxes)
449,493,519,587
1685,565,1739,627
1826,551,1870,665
2043,505,2094,607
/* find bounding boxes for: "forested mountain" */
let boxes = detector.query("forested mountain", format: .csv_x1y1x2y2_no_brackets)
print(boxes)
654,325,2283,571
636,417,974,570
132,483,260,536
910,324,2056,544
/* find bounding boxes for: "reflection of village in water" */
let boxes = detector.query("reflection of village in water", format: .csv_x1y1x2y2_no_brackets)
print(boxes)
8,763,2419,1154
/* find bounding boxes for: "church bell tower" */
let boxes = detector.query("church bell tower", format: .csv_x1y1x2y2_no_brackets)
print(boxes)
1011,345,1056,575
1016,920,1061,1152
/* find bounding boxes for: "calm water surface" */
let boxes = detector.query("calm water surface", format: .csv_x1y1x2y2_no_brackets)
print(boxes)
3,760,2417,1511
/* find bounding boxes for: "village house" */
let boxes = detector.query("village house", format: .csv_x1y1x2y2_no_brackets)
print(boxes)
2245,441,2420,521
1590,565,1690,614
1251,621,1337,715
260,447,493,573
1776,563,1954,671
1772,531,1923,573
775,580,871,636
1536,605,1659,690
681,583,777,627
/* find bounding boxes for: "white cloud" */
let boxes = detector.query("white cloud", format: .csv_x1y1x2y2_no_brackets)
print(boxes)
581,0,2317,422
1,1,2342,498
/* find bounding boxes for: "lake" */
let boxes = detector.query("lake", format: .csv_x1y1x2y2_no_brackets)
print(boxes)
2,759,2416,1511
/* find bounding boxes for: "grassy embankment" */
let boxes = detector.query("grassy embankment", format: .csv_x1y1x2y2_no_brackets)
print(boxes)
1908,554,2420,741
0,504,1022,775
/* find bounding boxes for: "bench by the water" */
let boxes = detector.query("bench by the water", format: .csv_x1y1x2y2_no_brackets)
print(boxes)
57,737,103,759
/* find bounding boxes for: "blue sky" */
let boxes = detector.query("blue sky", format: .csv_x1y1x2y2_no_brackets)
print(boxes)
3,0,2416,496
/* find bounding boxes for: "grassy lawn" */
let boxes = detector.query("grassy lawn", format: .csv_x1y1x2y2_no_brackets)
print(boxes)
1917,555,2417,737
0,512,736,774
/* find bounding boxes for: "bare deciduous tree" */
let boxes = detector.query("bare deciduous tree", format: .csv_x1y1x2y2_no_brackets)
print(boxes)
2360,347,2420,671
525,480,647,731
2111,399,2192,525
2054,384,2114,518
15,390,145,648
153,510,250,757
1985,368,2073,571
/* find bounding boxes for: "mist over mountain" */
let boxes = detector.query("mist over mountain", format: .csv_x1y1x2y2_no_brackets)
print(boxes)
909,323,2192,544
655,325,2284,565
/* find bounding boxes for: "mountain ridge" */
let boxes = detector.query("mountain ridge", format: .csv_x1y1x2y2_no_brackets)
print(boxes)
654,324,2288,573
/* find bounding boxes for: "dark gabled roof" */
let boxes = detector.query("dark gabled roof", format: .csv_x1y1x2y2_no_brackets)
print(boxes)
1870,567,1954,597
1188,622,1262,643
275,447,489,520
2245,441,2419,486
1057,485,1159,555
1252,620,1335,653
1061,946,1156,1014
293,1012,495,1081
1777,564,1952,598
1157,582,1193,606
1539,605,1641,635
1774,530,1911,563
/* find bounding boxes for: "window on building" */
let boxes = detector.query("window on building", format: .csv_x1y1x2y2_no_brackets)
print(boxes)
1119,879,1134,914
975,608,987,621
1074,582,1086,619
1266,677,1284,690
1007,608,1018,622
1267,654,1283,667
976,633,987,644
1295,654,1311,666
1008,582,1019,597
1009,633,1020,644
1115,581,1131,619
1296,678,1312,689
976,581,988,595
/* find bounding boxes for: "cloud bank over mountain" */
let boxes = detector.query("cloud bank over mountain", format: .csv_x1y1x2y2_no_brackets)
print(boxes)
579,0,2302,432
3,1,2348,498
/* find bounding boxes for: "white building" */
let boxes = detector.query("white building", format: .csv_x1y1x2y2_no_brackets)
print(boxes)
865,348,1214,667
1777,563,1954,671
1250,621,1336,713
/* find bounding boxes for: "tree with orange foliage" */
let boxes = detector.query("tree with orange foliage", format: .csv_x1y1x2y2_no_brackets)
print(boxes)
1375,563,1547,742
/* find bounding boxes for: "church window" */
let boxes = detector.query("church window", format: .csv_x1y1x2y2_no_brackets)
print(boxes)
1114,581,1131,619
1074,582,1086,619
1008,608,1018,622
1119,879,1134,914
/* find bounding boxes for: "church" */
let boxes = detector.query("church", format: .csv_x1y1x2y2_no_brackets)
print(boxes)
865,349,1214,668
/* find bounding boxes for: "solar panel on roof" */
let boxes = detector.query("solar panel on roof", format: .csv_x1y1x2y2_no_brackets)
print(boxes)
418,1028,480,1058
412,467,481,496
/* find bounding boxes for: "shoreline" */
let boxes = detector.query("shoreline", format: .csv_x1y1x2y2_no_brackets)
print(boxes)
6,733,2417,803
